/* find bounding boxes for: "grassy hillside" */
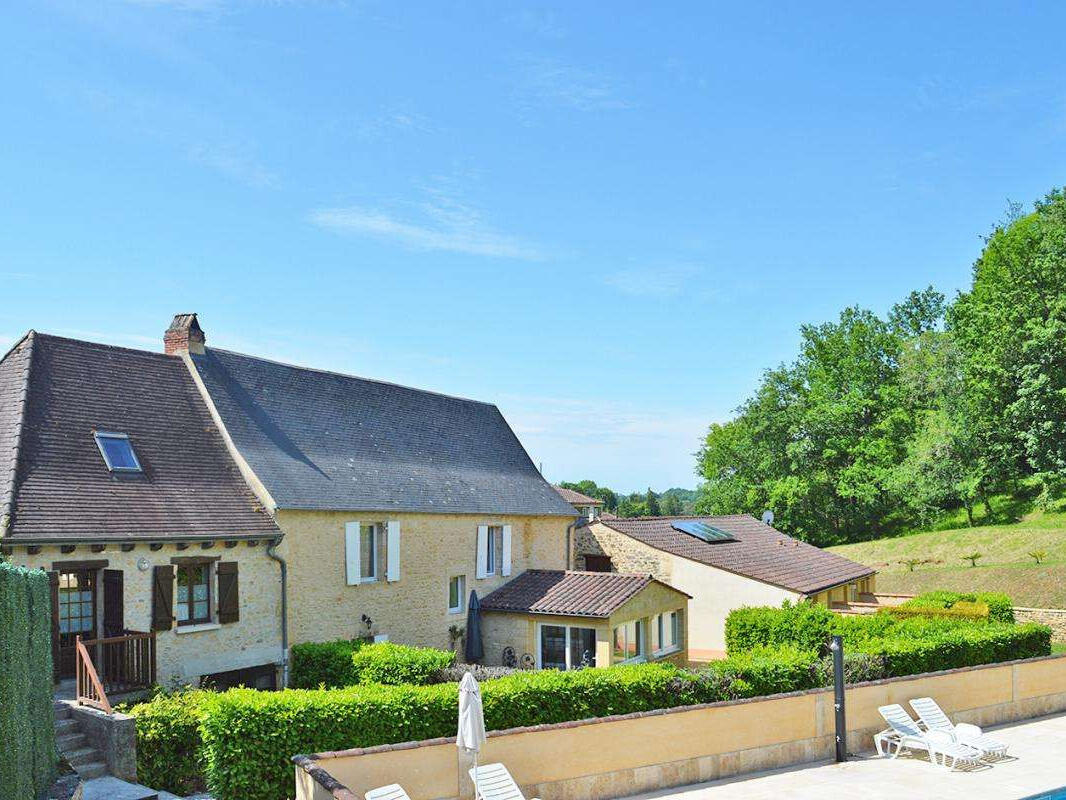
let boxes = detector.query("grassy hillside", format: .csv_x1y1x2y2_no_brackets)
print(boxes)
828,510,1066,609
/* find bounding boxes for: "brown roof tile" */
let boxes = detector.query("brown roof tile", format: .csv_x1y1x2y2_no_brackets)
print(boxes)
592,515,874,595
552,486,604,506
480,569,688,618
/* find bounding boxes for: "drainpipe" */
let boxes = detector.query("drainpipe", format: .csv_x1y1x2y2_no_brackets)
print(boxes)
565,517,582,571
266,536,289,688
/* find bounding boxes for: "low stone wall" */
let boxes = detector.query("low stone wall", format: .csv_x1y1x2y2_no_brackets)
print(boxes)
66,702,137,782
1015,607,1066,641
293,655,1066,800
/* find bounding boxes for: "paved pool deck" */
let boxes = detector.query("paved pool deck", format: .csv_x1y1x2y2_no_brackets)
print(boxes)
625,712,1066,800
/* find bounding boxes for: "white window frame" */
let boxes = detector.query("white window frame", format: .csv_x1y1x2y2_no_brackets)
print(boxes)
535,623,598,670
359,522,379,583
93,431,142,473
652,610,681,656
448,575,465,614
612,619,646,664
485,526,499,576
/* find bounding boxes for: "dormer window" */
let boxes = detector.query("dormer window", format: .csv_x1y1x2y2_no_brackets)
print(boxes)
94,431,142,473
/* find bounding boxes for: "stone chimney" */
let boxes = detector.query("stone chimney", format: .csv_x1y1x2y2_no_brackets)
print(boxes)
164,313,206,355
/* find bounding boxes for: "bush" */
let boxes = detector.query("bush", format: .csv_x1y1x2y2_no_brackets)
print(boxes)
886,599,990,620
430,662,519,683
128,690,214,796
290,639,364,689
905,591,1015,624
724,601,835,654
349,642,455,685
857,623,1050,676
813,651,889,685
704,645,820,696
0,563,56,800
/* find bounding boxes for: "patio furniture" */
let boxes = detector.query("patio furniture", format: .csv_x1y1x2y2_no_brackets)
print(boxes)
909,697,1009,758
875,704,983,770
365,785,411,800
468,763,540,800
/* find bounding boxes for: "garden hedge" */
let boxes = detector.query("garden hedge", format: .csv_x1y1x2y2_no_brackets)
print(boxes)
903,591,1015,624
290,640,455,688
127,690,215,796
0,562,56,800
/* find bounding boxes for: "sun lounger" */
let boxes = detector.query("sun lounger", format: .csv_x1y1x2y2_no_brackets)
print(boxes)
909,697,1009,758
365,785,411,800
469,763,540,800
875,704,983,769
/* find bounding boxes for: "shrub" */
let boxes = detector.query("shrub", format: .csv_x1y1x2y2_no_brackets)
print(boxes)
128,690,214,796
430,663,518,683
724,601,835,654
704,646,820,696
857,623,1050,676
349,642,455,685
289,639,363,688
886,600,990,621
906,590,1015,624
813,651,889,685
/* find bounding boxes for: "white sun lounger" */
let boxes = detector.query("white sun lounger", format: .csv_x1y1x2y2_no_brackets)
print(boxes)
365,785,411,800
469,763,541,800
909,697,1009,758
875,704,983,769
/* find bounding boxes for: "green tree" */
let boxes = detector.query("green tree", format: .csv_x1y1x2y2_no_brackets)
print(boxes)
659,492,683,516
645,488,661,516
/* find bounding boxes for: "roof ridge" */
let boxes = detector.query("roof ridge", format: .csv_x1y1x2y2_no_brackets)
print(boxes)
26,331,176,360
0,332,36,535
205,346,497,408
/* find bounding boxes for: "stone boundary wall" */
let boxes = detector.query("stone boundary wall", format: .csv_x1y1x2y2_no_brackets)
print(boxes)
66,701,137,782
1016,607,1066,641
293,654,1066,800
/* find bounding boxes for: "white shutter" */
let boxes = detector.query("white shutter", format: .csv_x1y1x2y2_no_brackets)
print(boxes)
475,525,489,579
344,522,362,585
501,525,512,577
386,520,401,582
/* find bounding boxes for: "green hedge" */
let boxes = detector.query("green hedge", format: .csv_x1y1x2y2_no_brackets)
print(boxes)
905,591,1015,624
0,562,56,799
724,601,836,654
290,640,455,688
885,599,989,620
857,623,1050,676
127,690,214,796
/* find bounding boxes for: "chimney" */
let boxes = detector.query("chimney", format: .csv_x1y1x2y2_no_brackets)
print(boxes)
164,313,206,355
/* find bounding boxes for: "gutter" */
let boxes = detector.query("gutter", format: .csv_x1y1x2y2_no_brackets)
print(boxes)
0,532,277,546
266,535,290,688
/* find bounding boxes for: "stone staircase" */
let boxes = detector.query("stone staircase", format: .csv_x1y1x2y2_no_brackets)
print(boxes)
54,701,108,781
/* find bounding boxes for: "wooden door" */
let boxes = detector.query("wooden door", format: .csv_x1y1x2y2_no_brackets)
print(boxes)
56,570,97,679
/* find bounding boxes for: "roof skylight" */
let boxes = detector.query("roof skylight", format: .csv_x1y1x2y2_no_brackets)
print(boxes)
671,520,736,543
94,431,142,473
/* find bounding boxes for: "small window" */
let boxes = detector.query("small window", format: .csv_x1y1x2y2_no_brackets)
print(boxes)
360,523,378,582
448,575,465,614
485,526,500,576
612,619,644,662
94,431,141,472
652,610,681,655
176,564,212,625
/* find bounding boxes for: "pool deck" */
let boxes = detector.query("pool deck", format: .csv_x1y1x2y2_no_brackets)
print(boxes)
625,712,1066,800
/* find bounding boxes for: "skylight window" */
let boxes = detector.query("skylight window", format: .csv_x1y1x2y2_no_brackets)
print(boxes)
671,520,736,543
94,431,142,473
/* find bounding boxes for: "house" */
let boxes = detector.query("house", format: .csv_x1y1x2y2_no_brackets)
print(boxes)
552,485,604,521
574,515,876,660
0,332,284,689
480,569,690,669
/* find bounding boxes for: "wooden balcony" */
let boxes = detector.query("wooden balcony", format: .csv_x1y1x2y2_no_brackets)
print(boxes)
75,630,156,713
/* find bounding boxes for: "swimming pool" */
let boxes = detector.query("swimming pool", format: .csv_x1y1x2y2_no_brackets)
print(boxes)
1023,790,1066,799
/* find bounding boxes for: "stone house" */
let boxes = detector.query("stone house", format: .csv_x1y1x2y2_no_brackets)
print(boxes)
552,485,604,521
575,515,876,660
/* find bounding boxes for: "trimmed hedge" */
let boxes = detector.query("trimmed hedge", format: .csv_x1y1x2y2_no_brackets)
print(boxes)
904,591,1015,624
290,640,455,688
885,599,990,620
127,690,214,796
856,623,1050,676
0,562,56,800
724,601,836,654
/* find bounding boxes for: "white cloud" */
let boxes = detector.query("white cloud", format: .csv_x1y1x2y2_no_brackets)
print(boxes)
188,144,277,188
604,265,701,298
309,182,542,260
514,56,632,114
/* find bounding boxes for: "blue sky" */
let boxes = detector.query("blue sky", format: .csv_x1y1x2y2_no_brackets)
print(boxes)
3,2,1065,493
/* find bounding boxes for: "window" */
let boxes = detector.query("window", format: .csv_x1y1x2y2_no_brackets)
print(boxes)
58,571,95,635
94,431,141,472
539,624,597,670
176,564,212,625
652,610,681,655
448,575,465,614
612,619,644,662
485,526,500,575
360,523,378,582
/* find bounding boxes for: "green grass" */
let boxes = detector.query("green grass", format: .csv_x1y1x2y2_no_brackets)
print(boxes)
828,509,1066,610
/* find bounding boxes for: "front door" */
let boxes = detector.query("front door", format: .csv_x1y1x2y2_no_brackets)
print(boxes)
56,570,97,679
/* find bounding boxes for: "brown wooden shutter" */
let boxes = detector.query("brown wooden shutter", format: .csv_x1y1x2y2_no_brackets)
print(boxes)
48,571,60,682
103,569,124,637
151,565,175,631
217,562,239,624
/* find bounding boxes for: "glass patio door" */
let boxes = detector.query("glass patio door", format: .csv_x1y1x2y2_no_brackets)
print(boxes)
539,625,597,670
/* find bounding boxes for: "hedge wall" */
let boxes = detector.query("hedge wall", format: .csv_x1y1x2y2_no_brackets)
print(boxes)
290,641,455,688
902,591,1015,624
0,562,57,799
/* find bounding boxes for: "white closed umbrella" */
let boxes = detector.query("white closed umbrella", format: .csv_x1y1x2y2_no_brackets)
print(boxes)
457,672,487,799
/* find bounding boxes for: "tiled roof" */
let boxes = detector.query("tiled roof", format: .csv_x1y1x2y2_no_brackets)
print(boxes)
189,348,578,516
0,334,33,532
594,515,874,595
1,333,280,541
552,486,604,506
480,569,688,618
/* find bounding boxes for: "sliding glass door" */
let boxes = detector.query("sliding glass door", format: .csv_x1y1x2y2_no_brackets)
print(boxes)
539,624,597,670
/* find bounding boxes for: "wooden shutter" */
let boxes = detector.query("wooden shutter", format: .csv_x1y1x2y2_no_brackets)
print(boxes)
386,520,401,582
48,571,60,682
501,525,512,577
345,522,361,585
217,562,239,624
475,525,489,579
103,569,124,636
151,565,175,632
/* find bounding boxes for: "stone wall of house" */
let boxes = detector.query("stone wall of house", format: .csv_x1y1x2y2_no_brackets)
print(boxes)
1015,607,1066,641
573,522,669,575
7,541,283,687
275,510,569,651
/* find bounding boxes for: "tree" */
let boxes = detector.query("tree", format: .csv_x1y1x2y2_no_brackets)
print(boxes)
645,488,661,516
659,492,683,516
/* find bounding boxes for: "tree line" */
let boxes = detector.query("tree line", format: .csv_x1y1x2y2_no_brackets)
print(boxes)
694,189,1066,545
558,481,697,518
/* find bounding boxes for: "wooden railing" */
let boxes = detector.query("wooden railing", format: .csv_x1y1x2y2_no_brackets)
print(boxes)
75,630,157,713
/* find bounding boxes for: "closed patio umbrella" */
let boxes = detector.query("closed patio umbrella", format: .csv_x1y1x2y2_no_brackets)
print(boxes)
464,590,483,664
457,672,487,799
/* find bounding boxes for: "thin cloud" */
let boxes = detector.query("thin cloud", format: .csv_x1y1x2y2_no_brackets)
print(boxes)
188,144,277,188
604,265,700,298
514,56,632,114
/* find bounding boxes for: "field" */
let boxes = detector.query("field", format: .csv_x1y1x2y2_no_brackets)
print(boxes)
828,510,1066,609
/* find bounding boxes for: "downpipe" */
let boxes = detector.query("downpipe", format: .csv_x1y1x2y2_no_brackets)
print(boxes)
267,536,290,688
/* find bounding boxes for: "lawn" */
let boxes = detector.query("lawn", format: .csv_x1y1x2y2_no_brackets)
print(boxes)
828,510,1066,609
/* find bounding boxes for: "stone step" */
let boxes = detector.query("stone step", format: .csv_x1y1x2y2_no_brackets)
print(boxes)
55,718,79,736
75,761,108,780
53,702,72,720
80,776,161,800
64,746,101,767
56,732,88,753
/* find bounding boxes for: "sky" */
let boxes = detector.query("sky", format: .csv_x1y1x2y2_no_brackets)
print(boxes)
3,2,1066,493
